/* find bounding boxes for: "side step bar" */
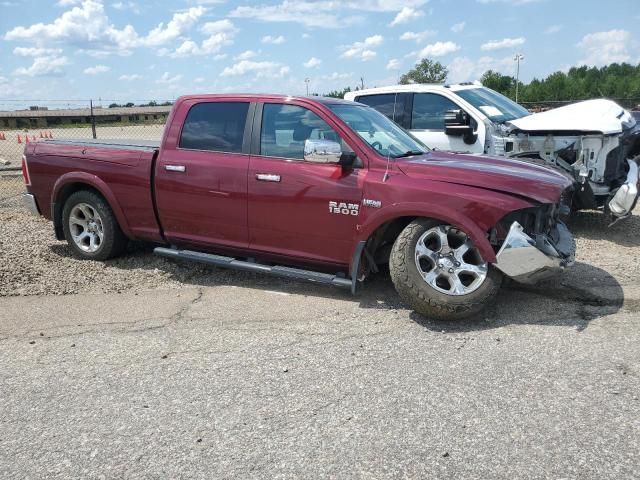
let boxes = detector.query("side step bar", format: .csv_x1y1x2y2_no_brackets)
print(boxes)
154,247,354,291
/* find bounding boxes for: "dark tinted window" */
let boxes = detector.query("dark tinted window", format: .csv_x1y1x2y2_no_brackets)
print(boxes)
411,93,459,130
180,102,249,152
260,104,339,160
355,94,396,121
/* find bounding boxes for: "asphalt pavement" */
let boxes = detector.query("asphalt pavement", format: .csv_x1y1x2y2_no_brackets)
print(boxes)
1,275,638,479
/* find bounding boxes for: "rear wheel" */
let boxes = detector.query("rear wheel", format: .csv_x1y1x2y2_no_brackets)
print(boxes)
62,190,127,261
390,219,502,320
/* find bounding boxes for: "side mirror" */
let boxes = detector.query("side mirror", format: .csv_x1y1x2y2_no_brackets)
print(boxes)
444,109,477,145
303,139,356,166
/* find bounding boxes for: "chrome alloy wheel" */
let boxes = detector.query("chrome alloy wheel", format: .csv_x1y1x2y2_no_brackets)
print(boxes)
414,225,488,296
68,203,104,253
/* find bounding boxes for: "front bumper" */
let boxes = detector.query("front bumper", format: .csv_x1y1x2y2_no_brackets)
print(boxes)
493,221,575,284
608,159,639,217
22,193,40,215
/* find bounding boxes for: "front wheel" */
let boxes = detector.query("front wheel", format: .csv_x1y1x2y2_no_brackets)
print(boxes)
389,219,502,320
62,190,128,261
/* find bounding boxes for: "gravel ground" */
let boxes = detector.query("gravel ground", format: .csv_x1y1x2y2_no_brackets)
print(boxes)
1,198,639,301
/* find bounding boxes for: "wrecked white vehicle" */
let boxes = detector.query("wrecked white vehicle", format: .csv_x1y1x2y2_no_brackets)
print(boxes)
345,85,640,220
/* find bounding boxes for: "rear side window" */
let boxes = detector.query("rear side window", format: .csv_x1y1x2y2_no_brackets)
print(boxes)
411,93,459,130
180,102,249,152
260,104,340,160
355,94,396,121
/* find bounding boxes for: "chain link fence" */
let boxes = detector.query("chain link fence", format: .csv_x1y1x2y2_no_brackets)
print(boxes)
0,100,170,207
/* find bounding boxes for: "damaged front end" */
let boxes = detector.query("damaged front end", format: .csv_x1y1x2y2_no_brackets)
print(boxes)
492,99,640,220
491,203,575,284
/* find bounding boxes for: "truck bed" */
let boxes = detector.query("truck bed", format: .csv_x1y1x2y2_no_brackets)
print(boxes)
27,137,163,243
40,138,161,151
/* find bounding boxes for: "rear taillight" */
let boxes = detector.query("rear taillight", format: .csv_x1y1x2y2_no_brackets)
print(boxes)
21,154,31,186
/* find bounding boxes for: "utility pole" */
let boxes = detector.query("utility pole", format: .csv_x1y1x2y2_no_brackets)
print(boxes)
90,99,97,139
304,78,310,96
360,77,364,90
514,54,524,103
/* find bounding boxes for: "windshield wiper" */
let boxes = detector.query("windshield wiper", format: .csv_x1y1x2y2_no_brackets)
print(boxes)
393,150,424,158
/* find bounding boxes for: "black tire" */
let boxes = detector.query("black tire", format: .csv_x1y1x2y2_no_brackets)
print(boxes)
389,219,502,321
62,190,128,261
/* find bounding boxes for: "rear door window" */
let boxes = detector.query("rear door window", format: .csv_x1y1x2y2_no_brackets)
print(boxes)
180,102,249,152
411,93,459,130
355,94,396,121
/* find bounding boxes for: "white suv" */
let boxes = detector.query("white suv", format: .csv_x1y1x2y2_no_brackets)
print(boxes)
345,84,640,220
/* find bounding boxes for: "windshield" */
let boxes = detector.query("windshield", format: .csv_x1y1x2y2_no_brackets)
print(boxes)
453,87,530,123
329,104,429,158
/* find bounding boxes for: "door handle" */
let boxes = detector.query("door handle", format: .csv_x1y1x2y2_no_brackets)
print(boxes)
256,173,281,182
165,165,186,172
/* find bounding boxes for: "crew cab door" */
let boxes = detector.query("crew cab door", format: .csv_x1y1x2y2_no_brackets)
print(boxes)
248,102,364,266
154,100,253,250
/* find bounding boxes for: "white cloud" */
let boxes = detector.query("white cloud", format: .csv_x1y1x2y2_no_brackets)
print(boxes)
5,0,139,54
416,41,460,58
57,0,80,5
322,71,351,81
83,64,110,75
111,1,140,14
13,47,63,56
156,72,183,84
142,6,205,47
386,58,401,70
480,37,525,51
13,56,70,76
304,57,322,68
544,25,562,35
221,60,290,78
194,76,205,83
447,55,514,82
261,35,285,44
451,21,465,33
229,1,428,28
340,35,383,61
235,50,258,60
119,73,142,80
164,20,237,58
476,0,542,4
400,30,436,43
577,30,632,66
389,7,424,26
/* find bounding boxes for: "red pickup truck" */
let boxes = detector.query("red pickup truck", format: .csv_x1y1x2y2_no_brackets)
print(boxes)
22,94,575,320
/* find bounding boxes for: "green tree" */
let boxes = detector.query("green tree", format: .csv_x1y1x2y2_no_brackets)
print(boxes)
325,87,352,98
399,59,448,84
480,70,514,97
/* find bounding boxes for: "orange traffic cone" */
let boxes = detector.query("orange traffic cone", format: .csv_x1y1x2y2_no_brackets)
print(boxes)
24,135,28,143
17,134,22,144
39,131,44,138
0,132,5,140
48,131,53,139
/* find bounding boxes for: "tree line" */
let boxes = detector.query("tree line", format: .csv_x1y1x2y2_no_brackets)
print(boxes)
325,59,640,108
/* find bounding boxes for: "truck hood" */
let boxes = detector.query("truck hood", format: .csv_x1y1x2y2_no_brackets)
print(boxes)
398,151,572,204
507,99,635,135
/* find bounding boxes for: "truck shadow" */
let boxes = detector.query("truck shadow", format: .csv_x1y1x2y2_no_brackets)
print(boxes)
49,243,624,333
567,210,640,248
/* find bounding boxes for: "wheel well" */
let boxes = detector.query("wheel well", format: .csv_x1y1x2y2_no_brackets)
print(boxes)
365,216,417,266
53,183,104,240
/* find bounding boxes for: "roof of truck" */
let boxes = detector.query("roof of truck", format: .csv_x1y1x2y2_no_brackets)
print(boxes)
175,94,356,105
343,83,483,100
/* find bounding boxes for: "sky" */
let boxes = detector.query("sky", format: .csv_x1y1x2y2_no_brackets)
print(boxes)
0,0,638,109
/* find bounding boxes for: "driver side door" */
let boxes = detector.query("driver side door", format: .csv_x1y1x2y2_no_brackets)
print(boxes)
248,102,364,266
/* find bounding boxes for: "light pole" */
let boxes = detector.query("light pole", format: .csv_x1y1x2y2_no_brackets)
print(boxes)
514,54,524,103
304,78,310,96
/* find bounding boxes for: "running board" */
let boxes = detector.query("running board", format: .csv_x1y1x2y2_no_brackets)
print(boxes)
154,247,353,290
